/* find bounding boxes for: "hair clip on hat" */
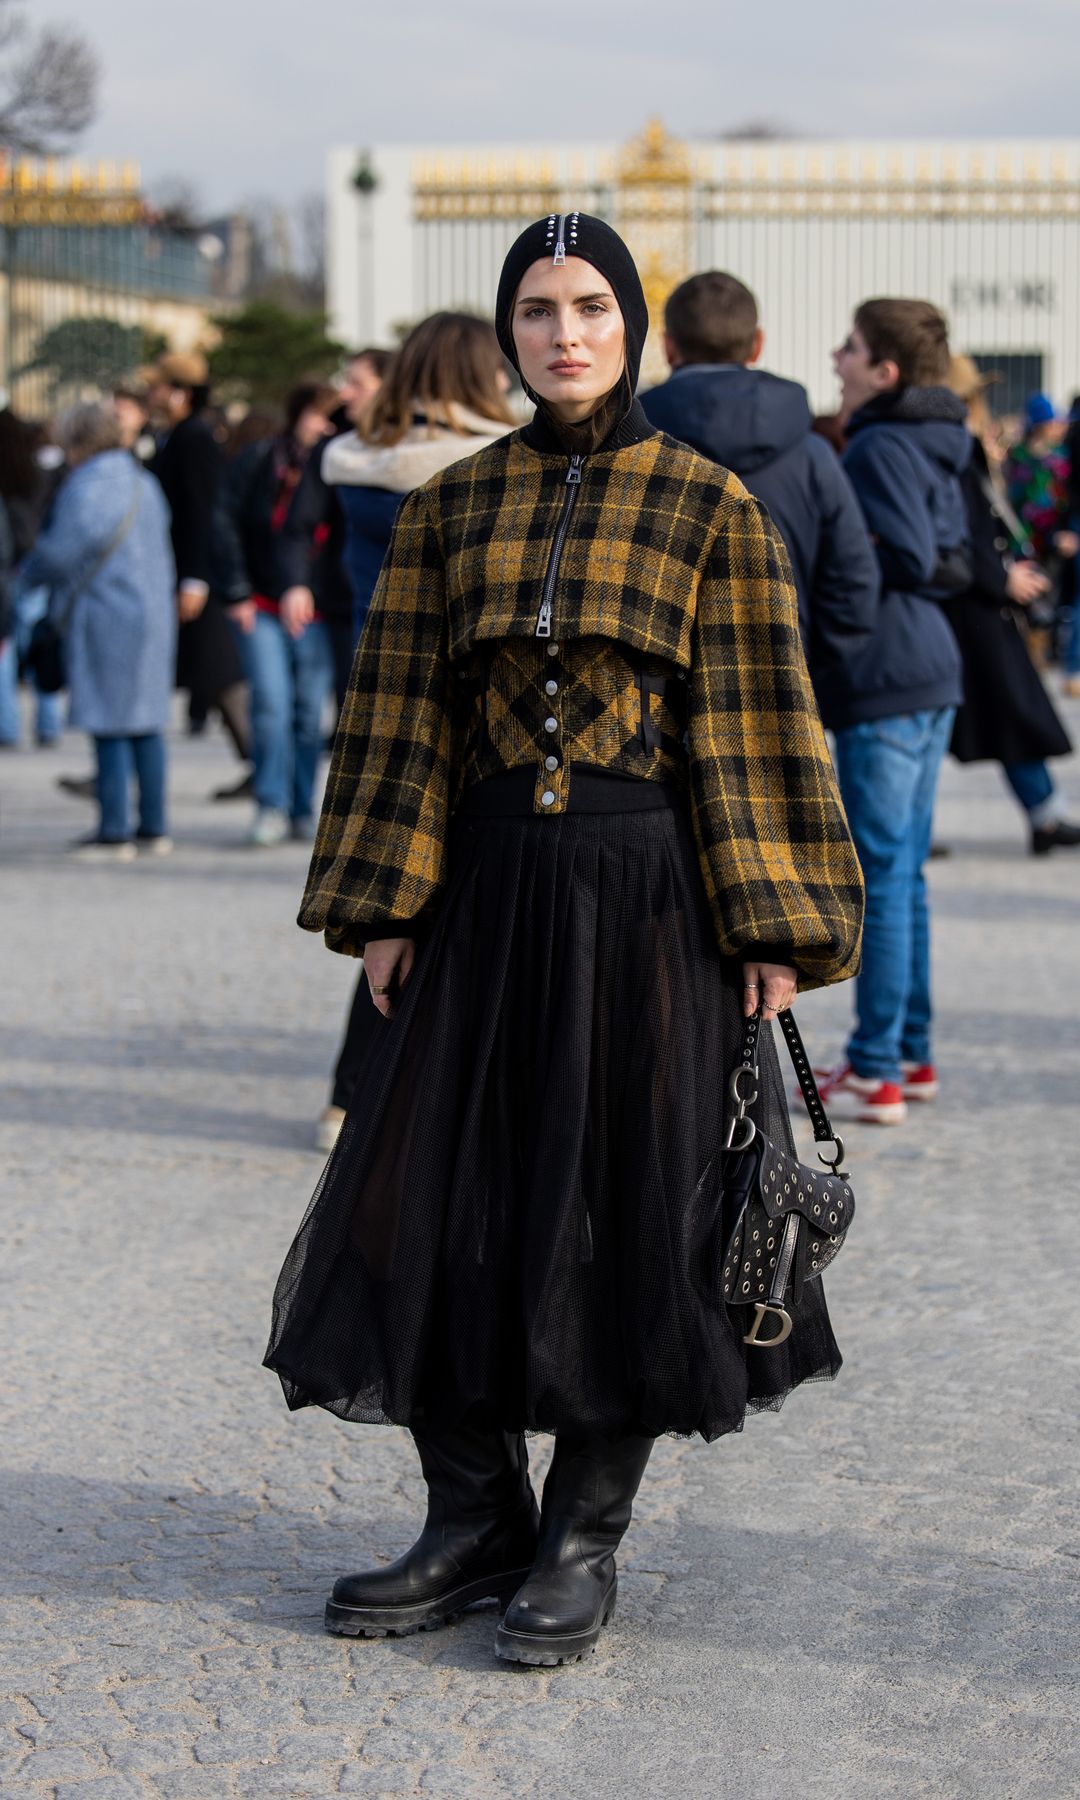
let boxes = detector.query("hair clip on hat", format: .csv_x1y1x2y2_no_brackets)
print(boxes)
545,211,581,267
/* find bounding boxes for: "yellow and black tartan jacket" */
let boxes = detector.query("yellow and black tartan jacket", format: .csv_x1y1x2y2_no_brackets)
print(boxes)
299,413,863,989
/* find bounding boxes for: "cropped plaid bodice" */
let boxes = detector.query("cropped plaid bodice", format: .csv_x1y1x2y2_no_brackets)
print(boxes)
453,635,688,814
300,427,864,989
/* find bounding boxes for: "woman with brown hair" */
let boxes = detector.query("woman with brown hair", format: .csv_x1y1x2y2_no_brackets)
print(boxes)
323,311,518,644
266,216,862,1664
313,311,516,1151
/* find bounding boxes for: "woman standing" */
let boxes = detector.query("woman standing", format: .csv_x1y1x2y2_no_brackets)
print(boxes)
944,358,1078,853
20,403,175,859
312,313,517,1152
216,381,339,847
265,216,862,1665
278,348,395,713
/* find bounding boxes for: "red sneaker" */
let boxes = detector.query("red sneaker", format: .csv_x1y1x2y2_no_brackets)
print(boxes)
901,1062,939,1102
796,1062,908,1126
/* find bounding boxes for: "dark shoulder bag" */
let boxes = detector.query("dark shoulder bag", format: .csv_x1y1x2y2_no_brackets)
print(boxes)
722,1010,855,1348
26,477,143,695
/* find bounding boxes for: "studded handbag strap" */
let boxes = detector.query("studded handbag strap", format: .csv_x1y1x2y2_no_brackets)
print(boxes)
740,1008,840,1151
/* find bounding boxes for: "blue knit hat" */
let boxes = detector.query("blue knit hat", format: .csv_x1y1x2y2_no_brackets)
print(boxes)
1024,392,1058,429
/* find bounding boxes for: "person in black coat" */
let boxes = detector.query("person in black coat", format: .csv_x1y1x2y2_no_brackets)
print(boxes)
146,352,249,768
944,357,1078,854
214,381,339,847
278,349,394,710
640,272,879,707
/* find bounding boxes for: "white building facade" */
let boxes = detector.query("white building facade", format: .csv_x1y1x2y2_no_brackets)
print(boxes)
328,121,1080,412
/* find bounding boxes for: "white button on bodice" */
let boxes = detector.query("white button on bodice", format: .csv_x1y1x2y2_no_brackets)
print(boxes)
540,790,556,807
545,679,558,696
545,754,559,771
544,716,558,733
547,643,559,657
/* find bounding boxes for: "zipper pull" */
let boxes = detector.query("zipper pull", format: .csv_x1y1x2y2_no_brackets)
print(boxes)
566,455,582,485
535,599,552,638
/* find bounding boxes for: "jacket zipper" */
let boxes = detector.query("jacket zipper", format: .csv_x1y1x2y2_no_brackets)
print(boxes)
535,454,583,637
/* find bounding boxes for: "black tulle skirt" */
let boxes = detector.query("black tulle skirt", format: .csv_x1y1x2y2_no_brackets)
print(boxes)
264,770,841,1443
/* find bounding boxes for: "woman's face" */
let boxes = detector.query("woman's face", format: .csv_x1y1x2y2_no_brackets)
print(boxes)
294,405,334,450
342,356,383,425
511,257,625,423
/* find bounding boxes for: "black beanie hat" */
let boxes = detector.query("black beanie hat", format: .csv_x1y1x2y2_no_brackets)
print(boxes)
495,211,649,396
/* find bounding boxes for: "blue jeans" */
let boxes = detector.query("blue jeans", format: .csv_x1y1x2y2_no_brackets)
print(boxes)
834,707,955,1083
0,629,64,744
94,734,167,841
248,611,333,820
1002,759,1060,827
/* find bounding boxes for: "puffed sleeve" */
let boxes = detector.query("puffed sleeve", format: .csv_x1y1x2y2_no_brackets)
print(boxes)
298,487,453,956
686,494,864,990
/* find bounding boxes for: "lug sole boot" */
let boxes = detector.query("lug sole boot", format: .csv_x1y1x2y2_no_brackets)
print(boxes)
325,1422,539,1639
495,1432,653,1666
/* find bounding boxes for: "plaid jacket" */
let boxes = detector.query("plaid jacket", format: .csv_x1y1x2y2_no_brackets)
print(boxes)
299,426,863,988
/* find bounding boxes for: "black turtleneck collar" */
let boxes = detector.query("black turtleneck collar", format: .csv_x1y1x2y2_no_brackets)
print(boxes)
519,397,657,457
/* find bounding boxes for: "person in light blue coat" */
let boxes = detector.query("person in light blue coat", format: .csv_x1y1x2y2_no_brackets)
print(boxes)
20,402,176,859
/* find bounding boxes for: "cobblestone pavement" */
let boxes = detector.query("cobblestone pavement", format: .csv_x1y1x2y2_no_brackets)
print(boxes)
2,705,1079,1800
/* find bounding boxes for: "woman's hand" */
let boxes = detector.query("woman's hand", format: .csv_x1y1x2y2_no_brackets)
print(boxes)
742,960,798,1022
177,581,209,624
1006,561,1050,606
226,597,257,634
363,938,416,1018
280,585,315,639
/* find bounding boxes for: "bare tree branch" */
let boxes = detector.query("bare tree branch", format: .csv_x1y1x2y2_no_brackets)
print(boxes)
0,2,99,155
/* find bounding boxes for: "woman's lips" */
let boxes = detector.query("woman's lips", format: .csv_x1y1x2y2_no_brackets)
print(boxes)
548,362,589,374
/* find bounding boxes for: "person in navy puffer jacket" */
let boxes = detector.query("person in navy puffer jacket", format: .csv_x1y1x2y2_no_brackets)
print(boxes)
819,298,970,1127
641,272,879,705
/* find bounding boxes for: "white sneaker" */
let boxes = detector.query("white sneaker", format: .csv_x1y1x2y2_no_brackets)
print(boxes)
136,834,173,857
315,1105,346,1154
248,808,289,848
67,835,137,864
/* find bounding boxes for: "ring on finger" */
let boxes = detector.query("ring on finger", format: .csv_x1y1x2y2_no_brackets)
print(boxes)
371,984,391,996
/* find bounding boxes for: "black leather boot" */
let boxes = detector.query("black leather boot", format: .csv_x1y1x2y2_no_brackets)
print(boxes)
325,1422,539,1638
495,1432,654,1666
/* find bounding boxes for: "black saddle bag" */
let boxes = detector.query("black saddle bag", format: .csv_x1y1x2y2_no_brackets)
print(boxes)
721,1010,855,1348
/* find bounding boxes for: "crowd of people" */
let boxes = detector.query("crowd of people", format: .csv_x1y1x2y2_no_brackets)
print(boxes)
5,211,1079,1668
1,267,1078,1150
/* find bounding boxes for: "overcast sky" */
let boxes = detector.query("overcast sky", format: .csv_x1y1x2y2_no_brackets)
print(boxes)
75,0,1080,213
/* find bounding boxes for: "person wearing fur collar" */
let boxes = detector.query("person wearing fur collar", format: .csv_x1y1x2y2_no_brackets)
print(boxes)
313,313,516,1154
266,215,863,1666
320,313,516,646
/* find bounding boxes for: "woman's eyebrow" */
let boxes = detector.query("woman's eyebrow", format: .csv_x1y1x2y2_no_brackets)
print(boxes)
515,291,614,306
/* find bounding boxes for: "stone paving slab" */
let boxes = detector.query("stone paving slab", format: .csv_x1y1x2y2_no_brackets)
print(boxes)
2,705,1079,1798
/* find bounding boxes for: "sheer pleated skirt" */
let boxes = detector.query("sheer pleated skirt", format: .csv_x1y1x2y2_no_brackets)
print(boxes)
265,777,841,1442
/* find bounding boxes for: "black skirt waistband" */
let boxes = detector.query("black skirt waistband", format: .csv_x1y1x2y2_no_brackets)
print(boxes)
457,766,684,818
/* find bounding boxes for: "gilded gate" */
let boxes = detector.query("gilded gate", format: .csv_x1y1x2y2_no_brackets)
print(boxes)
403,121,1080,407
